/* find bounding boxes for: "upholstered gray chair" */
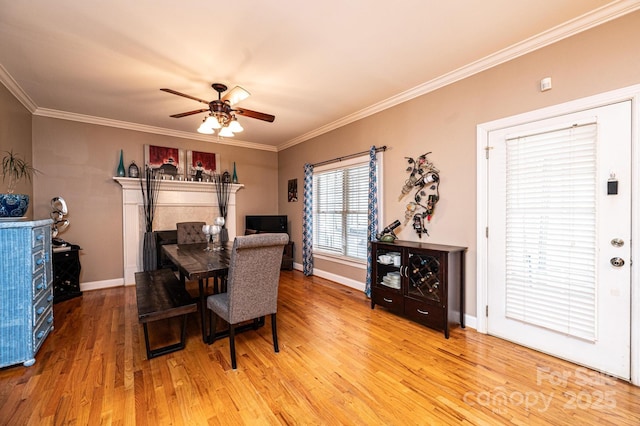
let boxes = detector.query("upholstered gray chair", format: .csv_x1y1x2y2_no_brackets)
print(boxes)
206,233,289,369
176,222,207,244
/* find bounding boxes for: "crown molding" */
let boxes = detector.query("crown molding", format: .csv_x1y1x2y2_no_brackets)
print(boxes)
277,0,640,151
0,63,37,113
32,108,277,152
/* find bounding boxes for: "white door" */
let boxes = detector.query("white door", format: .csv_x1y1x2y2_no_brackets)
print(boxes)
486,101,631,379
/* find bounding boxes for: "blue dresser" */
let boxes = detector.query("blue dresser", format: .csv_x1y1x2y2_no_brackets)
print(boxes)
0,219,54,367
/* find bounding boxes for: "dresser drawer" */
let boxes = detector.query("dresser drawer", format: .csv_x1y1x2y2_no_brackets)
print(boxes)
32,249,47,275
372,287,403,314
33,313,53,353
404,298,445,331
33,291,54,327
32,226,47,250
32,271,48,300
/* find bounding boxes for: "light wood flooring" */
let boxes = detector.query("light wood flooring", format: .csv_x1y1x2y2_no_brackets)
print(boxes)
0,270,639,425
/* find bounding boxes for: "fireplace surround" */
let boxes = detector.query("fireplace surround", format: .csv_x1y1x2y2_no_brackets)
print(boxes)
114,177,243,284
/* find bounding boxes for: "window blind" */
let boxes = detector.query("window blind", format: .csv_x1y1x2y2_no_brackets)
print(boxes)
504,122,598,341
313,162,369,260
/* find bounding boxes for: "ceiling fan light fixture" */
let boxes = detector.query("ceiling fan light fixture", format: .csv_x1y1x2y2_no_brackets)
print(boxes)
218,126,234,137
197,123,214,134
228,117,244,133
205,115,221,129
161,82,274,134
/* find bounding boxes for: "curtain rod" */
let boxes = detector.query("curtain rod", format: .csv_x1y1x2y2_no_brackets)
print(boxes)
311,145,387,168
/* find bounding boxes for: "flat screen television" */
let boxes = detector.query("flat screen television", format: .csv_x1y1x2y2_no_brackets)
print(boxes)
245,215,288,235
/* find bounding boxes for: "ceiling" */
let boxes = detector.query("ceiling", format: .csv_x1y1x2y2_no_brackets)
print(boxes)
1,1,638,151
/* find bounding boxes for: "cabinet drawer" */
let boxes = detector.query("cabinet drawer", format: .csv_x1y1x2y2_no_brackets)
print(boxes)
33,313,54,353
32,249,47,275
404,299,445,330
32,271,47,300
32,226,47,250
33,291,53,327
372,287,403,314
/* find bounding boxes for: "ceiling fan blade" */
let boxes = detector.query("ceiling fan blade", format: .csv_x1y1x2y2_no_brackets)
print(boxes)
160,88,210,105
221,85,250,105
235,108,275,123
170,108,209,118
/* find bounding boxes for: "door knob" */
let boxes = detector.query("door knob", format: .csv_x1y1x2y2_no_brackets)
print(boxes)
611,238,624,247
610,257,625,267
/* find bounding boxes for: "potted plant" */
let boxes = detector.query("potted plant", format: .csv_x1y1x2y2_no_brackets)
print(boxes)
1,150,38,218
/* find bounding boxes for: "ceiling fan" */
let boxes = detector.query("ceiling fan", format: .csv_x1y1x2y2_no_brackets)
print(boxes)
161,83,275,136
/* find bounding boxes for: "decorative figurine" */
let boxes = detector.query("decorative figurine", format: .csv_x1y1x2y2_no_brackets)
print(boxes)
128,161,140,178
376,220,401,242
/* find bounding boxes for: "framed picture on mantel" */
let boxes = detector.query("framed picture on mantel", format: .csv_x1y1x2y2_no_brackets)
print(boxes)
186,150,219,182
144,145,185,179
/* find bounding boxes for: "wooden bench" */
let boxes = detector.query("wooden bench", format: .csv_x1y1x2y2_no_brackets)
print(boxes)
135,269,197,359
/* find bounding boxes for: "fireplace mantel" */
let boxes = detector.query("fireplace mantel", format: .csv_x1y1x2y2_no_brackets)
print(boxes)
114,177,243,284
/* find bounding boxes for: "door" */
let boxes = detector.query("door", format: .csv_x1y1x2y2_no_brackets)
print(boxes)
486,101,631,379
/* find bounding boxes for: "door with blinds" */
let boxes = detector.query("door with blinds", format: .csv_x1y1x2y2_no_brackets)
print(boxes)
486,101,631,379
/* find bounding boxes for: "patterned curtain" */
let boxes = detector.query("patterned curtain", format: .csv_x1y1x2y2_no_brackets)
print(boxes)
302,163,314,276
365,146,379,297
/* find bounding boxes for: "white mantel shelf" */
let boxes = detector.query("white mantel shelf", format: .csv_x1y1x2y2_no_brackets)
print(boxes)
113,177,244,193
113,177,244,285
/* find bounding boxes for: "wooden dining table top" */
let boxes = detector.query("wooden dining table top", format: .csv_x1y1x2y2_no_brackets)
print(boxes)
162,243,231,281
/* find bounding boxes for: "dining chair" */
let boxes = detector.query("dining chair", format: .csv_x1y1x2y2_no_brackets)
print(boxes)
175,221,208,298
176,221,207,244
206,232,289,369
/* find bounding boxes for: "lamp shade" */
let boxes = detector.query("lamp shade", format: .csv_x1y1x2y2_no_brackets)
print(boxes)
197,122,214,134
228,118,244,133
205,115,221,129
218,126,234,137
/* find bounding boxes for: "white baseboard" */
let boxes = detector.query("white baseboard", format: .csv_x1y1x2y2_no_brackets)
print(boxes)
292,262,365,292
80,278,125,292
464,314,477,330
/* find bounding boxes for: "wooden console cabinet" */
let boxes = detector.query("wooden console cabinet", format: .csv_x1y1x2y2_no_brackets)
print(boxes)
371,240,466,338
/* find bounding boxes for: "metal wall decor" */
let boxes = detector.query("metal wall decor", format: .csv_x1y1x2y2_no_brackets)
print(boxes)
398,152,440,237
50,197,69,238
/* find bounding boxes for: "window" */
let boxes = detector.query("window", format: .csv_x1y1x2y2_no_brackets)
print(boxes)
313,158,369,261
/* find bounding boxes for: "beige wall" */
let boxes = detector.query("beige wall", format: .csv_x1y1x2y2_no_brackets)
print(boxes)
279,11,640,316
32,117,278,284
0,84,33,215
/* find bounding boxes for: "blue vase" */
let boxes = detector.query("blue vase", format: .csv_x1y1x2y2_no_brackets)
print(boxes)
0,194,29,218
117,150,126,177
232,162,238,184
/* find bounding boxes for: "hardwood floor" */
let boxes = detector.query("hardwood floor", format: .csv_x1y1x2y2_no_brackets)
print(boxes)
1,270,638,425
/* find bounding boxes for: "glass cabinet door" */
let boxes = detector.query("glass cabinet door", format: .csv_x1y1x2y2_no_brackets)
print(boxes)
406,252,441,302
374,246,402,290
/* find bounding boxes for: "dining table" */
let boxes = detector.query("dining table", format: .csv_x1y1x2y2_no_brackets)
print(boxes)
162,243,231,342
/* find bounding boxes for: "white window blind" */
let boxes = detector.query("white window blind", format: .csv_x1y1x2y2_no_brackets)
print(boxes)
505,122,597,341
313,161,369,260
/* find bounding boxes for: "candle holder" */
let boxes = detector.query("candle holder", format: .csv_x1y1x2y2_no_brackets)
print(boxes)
202,220,224,251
